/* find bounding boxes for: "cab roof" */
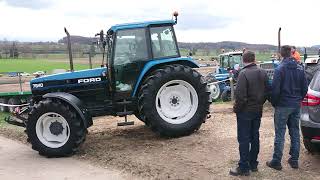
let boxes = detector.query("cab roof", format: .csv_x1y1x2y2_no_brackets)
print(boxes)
109,20,176,32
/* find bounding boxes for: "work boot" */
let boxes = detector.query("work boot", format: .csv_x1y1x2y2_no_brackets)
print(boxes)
266,161,282,171
229,167,250,176
288,159,299,169
250,166,258,172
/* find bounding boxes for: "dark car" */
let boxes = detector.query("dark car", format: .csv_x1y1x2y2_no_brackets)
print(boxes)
300,70,320,153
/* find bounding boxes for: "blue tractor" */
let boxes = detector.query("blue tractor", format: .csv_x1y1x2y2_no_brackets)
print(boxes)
21,13,210,157
206,51,280,102
205,51,243,101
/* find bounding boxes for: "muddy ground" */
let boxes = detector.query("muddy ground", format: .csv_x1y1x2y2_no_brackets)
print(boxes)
2,103,319,180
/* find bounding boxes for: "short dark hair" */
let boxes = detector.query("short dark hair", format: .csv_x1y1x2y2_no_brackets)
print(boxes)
281,45,292,58
242,51,255,63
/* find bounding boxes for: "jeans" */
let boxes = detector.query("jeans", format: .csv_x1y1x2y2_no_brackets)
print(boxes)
272,106,300,164
236,111,262,171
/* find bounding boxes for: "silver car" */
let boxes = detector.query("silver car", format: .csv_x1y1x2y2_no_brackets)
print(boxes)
301,70,320,153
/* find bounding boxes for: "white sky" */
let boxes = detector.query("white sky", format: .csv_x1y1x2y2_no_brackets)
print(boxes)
0,0,319,46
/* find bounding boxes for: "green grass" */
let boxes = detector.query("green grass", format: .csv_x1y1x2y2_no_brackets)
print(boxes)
0,59,91,73
0,112,9,126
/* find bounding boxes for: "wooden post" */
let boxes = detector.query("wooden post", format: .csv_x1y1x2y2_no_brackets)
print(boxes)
64,27,74,72
18,72,23,92
89,53,93,69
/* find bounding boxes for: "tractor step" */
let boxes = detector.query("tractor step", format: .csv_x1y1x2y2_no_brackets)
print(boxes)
116,111,134,117
117,121,134,126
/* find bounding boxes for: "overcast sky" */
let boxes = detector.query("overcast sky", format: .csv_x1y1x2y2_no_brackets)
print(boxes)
0,0,318,46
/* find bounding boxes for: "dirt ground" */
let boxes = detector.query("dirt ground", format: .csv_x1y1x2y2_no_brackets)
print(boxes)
0,136,133,180
67,103,318,180
1,102,320,180
1,66,319,179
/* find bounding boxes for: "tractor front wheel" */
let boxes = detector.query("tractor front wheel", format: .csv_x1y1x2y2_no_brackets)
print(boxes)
138,65,210,137
26,99,86,157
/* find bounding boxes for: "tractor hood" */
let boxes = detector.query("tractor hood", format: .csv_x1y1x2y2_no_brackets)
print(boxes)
30,67,107,91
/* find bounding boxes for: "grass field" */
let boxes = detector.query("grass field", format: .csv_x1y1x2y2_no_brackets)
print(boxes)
0,59,93,73
0,112,9,126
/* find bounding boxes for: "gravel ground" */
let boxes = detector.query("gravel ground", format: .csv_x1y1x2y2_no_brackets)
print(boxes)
69,103,319,180
1,103,320,180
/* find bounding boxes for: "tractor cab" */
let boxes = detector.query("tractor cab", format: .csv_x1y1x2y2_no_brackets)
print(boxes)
217,51,243,74
103,21,181,98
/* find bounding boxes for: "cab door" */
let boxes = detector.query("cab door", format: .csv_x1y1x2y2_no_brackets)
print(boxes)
111,28,150,98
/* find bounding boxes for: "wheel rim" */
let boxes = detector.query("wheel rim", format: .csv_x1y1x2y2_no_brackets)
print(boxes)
36,112,70,148
155,80,198,124
209,83,220,100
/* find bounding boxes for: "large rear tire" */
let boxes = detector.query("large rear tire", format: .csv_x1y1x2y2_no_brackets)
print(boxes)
0,98,8,112
27,99,86,157
138,65,210,137
221,89,231,102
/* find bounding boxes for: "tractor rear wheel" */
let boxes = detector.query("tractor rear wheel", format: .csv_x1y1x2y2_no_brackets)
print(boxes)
138,65,210,137
221,89,231,102
26,99,86,157
0,98,8,112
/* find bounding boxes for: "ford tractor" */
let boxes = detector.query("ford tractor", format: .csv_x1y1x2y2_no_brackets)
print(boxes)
14,13,210,157
205,51,243,101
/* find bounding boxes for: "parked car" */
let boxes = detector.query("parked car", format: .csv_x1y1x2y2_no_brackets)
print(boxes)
7,72,18,77
19,72,30,76
304,56,320,83
300,70,320,153
33,71,46,77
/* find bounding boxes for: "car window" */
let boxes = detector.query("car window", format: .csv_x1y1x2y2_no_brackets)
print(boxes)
310,71,320,91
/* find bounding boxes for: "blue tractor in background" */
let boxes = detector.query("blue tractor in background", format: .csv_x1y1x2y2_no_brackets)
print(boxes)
205,51,243,101
18,13,210,157
206,51,280,102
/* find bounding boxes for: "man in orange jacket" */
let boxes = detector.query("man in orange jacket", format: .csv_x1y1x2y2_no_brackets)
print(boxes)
291,46,301,63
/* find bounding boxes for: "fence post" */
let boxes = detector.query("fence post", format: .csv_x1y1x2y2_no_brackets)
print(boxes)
18,72,23,93
89,53,93,69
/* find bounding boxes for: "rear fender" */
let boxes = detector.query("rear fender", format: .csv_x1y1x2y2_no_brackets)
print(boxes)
132,57,199,97
43,92,92,128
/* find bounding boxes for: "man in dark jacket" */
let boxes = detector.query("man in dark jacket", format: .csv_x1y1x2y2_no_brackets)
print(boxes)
230,51,270,176
266,45,308,170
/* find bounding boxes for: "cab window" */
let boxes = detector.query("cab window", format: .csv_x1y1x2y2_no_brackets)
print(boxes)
114,28,148,65
150,26,179,59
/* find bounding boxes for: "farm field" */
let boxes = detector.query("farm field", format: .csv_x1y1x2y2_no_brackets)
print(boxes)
0,59,93,73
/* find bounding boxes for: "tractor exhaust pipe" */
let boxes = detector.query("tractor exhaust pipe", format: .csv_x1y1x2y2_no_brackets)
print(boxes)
64,27,74,72
278,27,281,59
